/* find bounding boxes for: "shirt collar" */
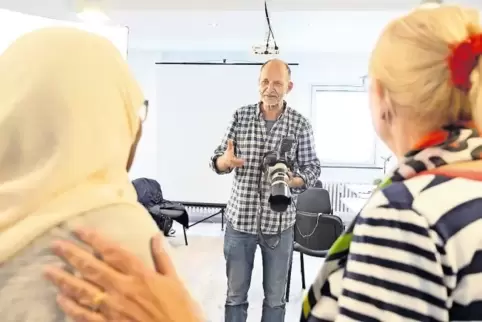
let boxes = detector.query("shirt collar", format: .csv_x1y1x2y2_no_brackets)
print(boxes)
257,101,288,120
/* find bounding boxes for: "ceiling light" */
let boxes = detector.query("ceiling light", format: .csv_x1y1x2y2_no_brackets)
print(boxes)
209,23,218,27
77,7,110,24
419,0,443,9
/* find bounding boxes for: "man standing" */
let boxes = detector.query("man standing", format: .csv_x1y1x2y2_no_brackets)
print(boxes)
210,59,321,322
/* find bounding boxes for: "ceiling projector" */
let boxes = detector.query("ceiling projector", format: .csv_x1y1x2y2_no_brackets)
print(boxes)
253,44,279,55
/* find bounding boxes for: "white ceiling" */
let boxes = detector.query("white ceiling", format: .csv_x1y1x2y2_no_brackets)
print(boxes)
86,0,445,11
115,10,402,52
0,0,481,52
6,0,479,11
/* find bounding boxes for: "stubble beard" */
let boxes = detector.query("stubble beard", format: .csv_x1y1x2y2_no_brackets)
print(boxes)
263,98,283,111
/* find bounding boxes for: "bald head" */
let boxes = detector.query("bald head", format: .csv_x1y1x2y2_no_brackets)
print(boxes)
260,59,291,78
258,59,293,111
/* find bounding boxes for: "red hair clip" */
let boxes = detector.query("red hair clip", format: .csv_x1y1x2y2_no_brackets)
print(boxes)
447,32,482,92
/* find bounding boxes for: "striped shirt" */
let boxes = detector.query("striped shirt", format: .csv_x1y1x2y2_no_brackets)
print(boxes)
210,103,321,234
305,173,482,321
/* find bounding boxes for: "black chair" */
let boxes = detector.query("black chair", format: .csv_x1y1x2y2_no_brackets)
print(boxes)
286,188,343,302
314,179,323,188
132,178,189,245
149,204,189,246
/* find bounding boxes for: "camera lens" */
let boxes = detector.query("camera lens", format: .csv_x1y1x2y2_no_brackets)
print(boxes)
268,184,291,211
268,166,291,212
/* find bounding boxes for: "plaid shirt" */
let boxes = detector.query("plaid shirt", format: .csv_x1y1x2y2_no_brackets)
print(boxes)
210,103,321,234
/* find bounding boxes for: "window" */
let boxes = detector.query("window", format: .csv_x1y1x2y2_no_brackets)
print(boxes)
311,86,377,167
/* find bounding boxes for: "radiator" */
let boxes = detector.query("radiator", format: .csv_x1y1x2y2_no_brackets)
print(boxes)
182,205,225,223
182,182,356,218
323,181,356,214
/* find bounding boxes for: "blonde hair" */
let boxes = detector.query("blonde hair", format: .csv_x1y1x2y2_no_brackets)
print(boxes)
369,6,482,129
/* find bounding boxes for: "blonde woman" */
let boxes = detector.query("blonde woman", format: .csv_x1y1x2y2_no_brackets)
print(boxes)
302,5,482,322
0,27,162,321
44,4,482,322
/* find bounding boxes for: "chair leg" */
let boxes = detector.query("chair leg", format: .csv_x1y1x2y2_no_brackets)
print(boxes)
300,253,306,289
183,227,188,246
286,252,293,302
221,210,225,231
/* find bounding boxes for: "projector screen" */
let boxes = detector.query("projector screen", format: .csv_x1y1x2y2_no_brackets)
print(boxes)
156,64,298,203
0,9,128,58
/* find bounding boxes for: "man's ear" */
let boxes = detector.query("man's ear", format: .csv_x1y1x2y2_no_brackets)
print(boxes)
287,81,294,93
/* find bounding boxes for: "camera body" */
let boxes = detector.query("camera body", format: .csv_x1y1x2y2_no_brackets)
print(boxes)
263,135,296,212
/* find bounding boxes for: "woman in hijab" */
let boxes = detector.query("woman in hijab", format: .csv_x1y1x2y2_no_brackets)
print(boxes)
0,27,162,321
46,4,482,322
45,228,202,322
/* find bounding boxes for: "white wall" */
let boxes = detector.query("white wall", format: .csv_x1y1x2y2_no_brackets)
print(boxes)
127,50,163,180
158,50,370,118
127,49,393,190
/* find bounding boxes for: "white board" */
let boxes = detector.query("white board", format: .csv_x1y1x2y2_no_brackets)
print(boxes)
156,64,299,203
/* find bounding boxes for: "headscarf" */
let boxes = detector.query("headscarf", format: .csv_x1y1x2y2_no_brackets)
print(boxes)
0,27,147,262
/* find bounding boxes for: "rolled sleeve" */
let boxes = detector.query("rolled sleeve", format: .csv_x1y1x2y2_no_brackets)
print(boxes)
210,110,238,175
293,122,321,193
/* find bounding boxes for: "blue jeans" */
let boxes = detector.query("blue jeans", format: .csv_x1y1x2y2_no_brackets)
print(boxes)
223,223,294,322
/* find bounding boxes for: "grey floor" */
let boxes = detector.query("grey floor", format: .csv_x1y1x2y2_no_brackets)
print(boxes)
166,221,325,322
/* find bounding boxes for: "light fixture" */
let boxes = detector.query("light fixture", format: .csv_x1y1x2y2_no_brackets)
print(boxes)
209,22,218,27
77,7,110,23
76,0,110,24
418,0,443,9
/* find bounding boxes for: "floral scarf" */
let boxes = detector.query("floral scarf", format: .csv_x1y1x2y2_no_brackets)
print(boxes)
301,123,482,321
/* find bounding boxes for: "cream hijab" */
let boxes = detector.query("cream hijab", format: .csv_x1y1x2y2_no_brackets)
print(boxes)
0,27,148,263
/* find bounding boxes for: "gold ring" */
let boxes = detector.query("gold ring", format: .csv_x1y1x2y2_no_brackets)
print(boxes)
91,292,106,311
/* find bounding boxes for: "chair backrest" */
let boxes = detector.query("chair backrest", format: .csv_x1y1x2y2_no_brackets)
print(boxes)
296,188,332,214
294,212,344,251
295,188,341,251
314,179,323,188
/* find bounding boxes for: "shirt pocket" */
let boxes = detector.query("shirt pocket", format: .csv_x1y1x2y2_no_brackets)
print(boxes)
237,121,262,162
236,124,265,178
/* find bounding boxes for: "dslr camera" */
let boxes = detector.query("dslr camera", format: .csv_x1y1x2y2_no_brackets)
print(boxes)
262,135,296,212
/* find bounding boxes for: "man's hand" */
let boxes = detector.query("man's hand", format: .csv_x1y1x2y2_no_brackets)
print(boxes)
216,139,245,172
286,171,305,188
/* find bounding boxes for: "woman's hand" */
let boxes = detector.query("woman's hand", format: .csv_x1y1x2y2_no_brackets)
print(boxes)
44,229,203,322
